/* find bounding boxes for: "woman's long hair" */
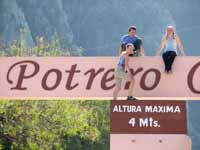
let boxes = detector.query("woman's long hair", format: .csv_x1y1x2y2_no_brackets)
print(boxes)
165,25,176,39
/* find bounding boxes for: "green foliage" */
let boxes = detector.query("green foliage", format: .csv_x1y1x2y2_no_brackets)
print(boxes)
0,100,110,150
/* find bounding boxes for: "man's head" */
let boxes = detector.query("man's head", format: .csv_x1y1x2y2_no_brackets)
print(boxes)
126,43,134,54
128,26,137,37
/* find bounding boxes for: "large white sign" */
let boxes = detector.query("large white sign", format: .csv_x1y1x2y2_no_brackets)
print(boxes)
0,57,200,100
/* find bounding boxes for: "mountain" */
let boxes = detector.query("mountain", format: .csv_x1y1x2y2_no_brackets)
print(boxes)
0,0,200,56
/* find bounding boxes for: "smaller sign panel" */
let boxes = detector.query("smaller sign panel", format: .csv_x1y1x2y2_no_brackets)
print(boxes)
110,134,191,150
110,100,187,134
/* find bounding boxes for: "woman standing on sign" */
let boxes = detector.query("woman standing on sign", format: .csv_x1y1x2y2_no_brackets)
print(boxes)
113,43,136,101
156,25,185,73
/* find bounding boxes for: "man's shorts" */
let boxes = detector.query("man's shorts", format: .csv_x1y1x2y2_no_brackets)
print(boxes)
114,66,131,88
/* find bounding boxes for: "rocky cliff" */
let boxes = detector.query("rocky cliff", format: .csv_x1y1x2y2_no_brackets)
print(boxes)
0,0,200,56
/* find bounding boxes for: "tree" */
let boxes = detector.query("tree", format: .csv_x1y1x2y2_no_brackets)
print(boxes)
0,100,110,150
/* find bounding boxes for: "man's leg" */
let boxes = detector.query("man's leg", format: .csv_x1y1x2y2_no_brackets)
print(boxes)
132,39,142,57
135,39,142,50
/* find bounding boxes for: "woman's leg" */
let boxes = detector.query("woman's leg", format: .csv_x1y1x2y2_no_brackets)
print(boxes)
167,51,177,71
162,52,171,71
123,73,136,100
113,78,122,100
127,75,134,97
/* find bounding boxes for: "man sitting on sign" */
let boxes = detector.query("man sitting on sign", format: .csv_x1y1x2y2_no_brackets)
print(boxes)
113,43,136,101
119,25,145,56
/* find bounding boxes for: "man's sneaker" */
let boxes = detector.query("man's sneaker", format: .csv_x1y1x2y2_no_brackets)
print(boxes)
127,96,137,101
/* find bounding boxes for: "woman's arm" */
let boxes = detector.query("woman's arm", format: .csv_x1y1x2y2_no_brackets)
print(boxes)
124,55,132,74
156,36,165,56
176,35,186,56
124,55,129,71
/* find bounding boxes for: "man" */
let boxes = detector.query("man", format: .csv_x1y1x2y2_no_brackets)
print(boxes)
113,43,136,100
119,26,145,56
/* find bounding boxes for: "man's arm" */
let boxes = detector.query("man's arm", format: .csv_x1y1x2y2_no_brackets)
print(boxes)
119,43,126,55
140,46,145,56
119,46,122,55
119,35,125,55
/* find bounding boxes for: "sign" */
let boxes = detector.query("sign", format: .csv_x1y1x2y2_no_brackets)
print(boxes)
110,100,187,134
110,100,191,150
1,57,200,99
110,134,192,150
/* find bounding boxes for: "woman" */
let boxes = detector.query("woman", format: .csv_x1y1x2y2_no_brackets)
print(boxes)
156,25,185,73
113,43,136,100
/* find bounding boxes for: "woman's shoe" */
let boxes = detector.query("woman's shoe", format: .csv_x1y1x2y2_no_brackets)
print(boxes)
168,70,173,74
165,69,169,73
